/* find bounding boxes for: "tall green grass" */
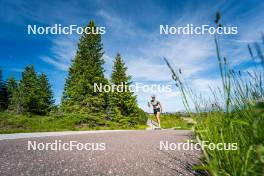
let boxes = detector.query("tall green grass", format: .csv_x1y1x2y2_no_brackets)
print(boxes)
165,12,264,175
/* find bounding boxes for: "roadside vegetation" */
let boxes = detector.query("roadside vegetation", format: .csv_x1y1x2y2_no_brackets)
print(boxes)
0,112,147,134
165,12,264,175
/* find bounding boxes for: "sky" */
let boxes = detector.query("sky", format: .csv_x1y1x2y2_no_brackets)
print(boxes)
0,0,264,112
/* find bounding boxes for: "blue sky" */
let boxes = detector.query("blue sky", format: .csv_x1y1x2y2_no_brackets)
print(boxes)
0,0,264,112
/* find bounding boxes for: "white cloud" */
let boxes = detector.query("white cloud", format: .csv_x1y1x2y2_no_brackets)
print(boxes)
127,58,171,81
150,36,215,78
191,78,222,93
41,56,69,71
41,36,77,71
97,10,139,37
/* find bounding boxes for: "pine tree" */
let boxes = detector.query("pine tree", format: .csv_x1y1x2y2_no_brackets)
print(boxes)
6,76,17,107
18,65,39,114
111,53,138,117
8,66,54,115
9,84,23,114
0,69,8,111
37,73,54,115
62,20,108,113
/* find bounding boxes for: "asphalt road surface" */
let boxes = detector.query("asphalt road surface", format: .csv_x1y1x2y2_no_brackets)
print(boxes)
0,130,202,176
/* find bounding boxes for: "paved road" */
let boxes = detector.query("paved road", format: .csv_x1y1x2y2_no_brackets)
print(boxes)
0,130,202,176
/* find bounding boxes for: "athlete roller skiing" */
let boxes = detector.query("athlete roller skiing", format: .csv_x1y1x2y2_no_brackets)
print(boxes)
148,95,162,129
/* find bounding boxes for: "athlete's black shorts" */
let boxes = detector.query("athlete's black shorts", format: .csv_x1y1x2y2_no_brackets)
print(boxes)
153,108,160,115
